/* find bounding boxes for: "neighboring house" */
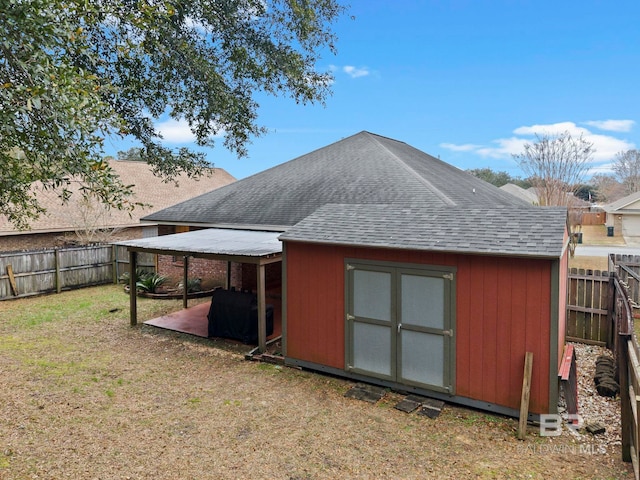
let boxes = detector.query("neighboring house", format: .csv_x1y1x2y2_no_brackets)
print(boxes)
499,183,539,204
603,191,640,238
125,131,569,419
0,160,235,252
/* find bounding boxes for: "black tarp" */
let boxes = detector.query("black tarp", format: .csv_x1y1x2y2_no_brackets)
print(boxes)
207,289,273,344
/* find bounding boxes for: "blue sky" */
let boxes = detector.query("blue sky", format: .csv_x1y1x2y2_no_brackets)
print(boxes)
104,0,640,181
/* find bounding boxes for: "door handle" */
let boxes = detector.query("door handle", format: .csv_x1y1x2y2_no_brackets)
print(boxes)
397,323,402,333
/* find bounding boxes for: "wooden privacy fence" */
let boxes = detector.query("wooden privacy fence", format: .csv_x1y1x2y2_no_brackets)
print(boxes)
579,211,606,225
566,268,612,345
0,245,155,300
614,254,640,308
610,254,640,480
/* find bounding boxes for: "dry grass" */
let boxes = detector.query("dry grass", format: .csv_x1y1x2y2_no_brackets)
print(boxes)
570,255,609,272
0,286,634,479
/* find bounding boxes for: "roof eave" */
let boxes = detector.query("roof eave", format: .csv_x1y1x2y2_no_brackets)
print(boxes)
279,236,563,260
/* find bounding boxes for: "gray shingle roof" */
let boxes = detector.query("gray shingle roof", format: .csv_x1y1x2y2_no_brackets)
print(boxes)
603,190,640,212
144,131,529,229
279,204,568,258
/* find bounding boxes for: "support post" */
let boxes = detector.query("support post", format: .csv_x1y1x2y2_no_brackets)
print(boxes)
257,263,266,353
226,261,232,290
183,256,189,309
518,352,534,440
129,250,138,326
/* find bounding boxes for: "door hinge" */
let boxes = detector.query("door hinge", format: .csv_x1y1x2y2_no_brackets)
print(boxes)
443,329,454,337
346,264,355,271
443,273,454,280
346,314,355,321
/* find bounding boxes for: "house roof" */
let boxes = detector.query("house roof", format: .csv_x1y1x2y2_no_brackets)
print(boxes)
603,190,640,212
0,160,235,235
144,131,529,230
499,183,539,204
279,204,568,259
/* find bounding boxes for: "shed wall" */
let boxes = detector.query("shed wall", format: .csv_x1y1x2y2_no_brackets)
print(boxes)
285,242,558,414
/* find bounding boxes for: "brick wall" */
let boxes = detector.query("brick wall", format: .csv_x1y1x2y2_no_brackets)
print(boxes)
157,255,242,290
240,262,283,292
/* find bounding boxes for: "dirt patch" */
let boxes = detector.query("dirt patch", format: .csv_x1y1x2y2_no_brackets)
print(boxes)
0,286,634,479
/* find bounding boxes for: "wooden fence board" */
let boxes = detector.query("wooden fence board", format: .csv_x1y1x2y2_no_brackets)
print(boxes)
0,245,156,300
567,269,611,345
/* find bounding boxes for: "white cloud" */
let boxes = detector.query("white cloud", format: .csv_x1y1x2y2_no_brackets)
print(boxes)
441,120,636,163
343,65,370,78
439,143,482,152
587,134,634,161
475,137,529,158
584,119,635,132
513,121,590,137
156,118,196,143
587,163,615,176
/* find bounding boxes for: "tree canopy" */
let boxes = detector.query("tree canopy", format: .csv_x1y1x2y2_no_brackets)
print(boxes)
1,0,346,228
466,167,531,189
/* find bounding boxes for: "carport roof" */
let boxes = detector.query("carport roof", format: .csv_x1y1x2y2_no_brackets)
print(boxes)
116,228,282,263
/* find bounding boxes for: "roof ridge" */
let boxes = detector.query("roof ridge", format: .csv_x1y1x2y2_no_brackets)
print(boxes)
368,134,457,207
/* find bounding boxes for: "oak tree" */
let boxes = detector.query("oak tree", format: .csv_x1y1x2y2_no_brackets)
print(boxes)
1,0,346,228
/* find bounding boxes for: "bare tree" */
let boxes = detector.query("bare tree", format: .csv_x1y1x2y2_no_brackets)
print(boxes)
613,149,640,195
513,131,595,257
514,131,595,207
590,173,625,203
67,195,124,245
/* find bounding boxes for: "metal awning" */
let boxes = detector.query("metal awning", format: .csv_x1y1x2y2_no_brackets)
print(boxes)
117,228,282,264
117,228,283,353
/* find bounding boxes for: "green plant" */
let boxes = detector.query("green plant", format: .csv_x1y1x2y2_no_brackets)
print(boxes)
177,277,202,293
136,273,168,293
118,268,154,285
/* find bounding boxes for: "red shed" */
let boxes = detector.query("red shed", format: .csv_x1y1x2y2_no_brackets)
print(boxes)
280,205,569,417
142,132,570,418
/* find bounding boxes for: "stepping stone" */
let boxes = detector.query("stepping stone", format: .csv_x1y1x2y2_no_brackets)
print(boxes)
417,398,445,418
344,383,386,403
394,398,421,413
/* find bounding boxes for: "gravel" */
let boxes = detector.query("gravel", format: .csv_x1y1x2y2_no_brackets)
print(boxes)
560,342,622,452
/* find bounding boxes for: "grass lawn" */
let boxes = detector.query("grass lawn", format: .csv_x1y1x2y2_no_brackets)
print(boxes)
0,285,634,479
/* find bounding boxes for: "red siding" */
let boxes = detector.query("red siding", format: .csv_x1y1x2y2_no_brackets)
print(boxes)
285,242,558,414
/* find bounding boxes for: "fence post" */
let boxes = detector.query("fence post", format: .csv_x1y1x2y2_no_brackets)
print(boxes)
112,244,118,284
55,249,62,294
129,250,137,327
620,339,632,463
607,275,615,350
